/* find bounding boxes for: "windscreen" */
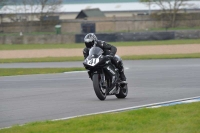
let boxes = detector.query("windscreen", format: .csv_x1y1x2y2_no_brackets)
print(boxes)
89,47,104,56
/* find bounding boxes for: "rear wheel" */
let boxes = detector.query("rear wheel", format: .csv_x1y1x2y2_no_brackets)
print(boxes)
115,83,128,99
93,74,107,100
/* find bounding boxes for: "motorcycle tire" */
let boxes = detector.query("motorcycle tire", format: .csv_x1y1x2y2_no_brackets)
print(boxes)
93,74,107,100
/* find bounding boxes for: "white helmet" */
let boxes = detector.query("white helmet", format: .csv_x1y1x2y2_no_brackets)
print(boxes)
84,33,97,48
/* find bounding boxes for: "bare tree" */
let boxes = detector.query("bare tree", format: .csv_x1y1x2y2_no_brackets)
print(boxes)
22,0,38,21
0,0,6,21
2,0,63,21
35,0,63,31
140,0,153,14
2,0,62,32
2,0,24,22
0,0,6,31
21,0,39,33
35,0,63,20
140,0,191,27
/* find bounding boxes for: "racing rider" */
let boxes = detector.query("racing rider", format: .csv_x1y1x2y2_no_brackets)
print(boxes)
83,33,126,82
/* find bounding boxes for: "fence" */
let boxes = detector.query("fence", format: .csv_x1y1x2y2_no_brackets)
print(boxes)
0,30,200,44
1,16,200,34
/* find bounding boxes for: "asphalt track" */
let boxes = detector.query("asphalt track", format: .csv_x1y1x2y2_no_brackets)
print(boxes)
0,59,200,128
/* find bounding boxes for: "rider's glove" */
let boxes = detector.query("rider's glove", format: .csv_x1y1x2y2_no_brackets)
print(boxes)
106,55,113,59
110,52,115,56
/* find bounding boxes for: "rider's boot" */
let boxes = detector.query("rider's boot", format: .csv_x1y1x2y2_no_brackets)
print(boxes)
116,58,127,82
119,71,126,82
112,55,127,82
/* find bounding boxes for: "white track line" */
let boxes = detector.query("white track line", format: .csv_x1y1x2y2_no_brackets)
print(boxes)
63,71,86,73
63,68,129,74
1,96,199,130
52,96,200,121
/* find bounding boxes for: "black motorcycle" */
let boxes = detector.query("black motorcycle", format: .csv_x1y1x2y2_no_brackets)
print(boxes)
83,46,128,100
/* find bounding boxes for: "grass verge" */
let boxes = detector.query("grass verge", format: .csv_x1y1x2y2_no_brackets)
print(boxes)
0,56,84,63
1,102,199,133
0,53,200,63
122,53,200,60
0,39,200,50
0,68,85,76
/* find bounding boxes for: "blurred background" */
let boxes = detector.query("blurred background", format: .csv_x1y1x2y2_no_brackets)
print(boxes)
0,0,200,44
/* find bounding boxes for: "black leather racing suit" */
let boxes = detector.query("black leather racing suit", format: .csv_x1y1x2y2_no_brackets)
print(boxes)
83,40,126,81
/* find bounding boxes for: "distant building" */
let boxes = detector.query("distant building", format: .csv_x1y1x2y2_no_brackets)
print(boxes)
76,8,105,19
0,0,200,22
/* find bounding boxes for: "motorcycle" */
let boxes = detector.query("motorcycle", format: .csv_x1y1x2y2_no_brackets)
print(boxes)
83,45,128,100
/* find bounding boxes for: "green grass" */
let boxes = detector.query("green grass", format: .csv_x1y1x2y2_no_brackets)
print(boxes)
0,43,85,50
1,102,199,133
0,57,84,63
0,53,199,63
0,39,200,50
0,68,85,76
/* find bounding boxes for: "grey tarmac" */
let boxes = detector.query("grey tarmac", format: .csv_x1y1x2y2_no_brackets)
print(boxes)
0,59,200,128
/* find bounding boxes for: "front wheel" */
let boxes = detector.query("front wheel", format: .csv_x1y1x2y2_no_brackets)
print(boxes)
115,83,128,99
93,74,107,100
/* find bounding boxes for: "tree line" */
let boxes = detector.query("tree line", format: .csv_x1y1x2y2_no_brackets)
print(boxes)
140,0,198,28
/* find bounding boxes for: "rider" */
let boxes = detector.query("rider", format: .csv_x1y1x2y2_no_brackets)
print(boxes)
83,33,126,82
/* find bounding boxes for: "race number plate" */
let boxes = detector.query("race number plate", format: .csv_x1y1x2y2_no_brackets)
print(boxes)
87,58,99,66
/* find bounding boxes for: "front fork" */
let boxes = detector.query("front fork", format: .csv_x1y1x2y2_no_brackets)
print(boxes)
100,73,107,88
87,71,92,80
88,70,107,87
88,69,121,94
